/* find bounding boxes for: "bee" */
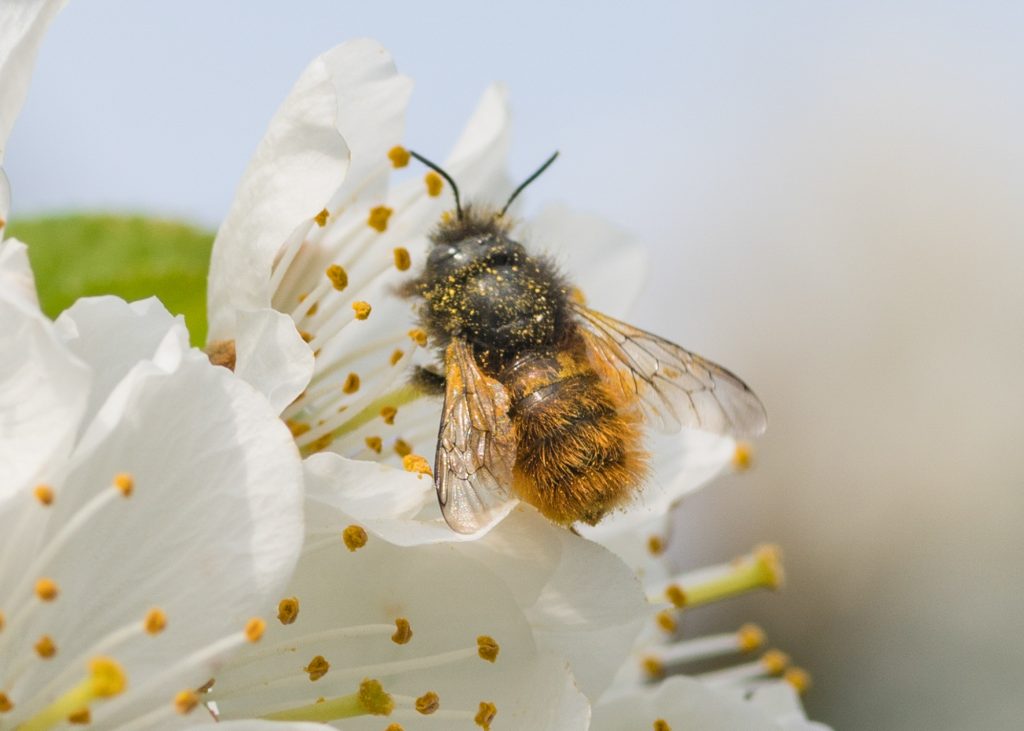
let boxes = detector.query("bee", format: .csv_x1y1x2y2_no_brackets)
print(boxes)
402,151,767,533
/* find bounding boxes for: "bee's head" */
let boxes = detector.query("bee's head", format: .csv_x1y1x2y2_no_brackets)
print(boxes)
423,207,524,279
405,149,558,283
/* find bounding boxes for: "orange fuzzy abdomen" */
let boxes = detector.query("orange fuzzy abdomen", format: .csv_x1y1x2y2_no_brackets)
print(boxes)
504,345,648,526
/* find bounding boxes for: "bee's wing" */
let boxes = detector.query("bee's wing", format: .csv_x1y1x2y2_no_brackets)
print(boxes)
573,304,767,438
434,338,518,534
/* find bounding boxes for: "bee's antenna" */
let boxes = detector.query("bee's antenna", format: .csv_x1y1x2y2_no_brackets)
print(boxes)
408,150,463,220
500,151,559,217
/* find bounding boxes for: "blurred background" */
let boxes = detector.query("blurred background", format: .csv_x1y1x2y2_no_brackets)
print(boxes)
7,1,1023,728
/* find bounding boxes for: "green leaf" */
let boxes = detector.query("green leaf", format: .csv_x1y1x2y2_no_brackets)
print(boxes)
7,214,214,346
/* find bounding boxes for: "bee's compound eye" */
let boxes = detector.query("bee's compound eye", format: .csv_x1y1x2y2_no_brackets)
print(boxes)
428,245,461,267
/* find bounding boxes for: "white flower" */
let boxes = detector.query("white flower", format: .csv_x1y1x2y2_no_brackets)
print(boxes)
204,500,653,728
206,38,742,544
0,241,305,728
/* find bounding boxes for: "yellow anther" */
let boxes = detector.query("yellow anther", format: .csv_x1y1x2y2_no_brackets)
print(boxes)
761,649,790,675
407,328,428,347
737,623,765,652
424,171,443,197
287,420,311,437
732,441,754,471
380,406,398,425
206,338,237,371
386,724,405,731
342,373,360,394
342,525,369,552
174,690,199,714
89,657,126,697
476,636,500,663
305,301,319,317
0,612,5,631
441,211,453,224
35,635,57,658
402,454,432,478
305,655,330,681
642,656,664,679
388,146,411,168
357,678,394,716
391,618,413,645
144,608,167,635
647,534,665,556
35,578,59,601
245,617,266,643
784,667,812,694
665,584,687,608
314,208,330,227
754,544,785,589
278,597,300,625
68,708,90,724
308,434,333,454
393,247,411,271
389,348,405,366
393,438,412,457
367,206,393,232
113,472,134,497
352,301,372,320
475,701,497,730
415,691,439,715
655,609,677,634
34,484,54,505
326,264,348,291
364,436,383,454
0,693,12,713
653,720,672,731
299,330,314,344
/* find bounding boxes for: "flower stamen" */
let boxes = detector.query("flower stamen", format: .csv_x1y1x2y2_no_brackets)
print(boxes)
18,657,126,731
651,545,783,609
262,678,394,721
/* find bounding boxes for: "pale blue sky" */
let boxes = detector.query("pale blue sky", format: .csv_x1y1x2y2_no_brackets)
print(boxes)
7,3,1024,728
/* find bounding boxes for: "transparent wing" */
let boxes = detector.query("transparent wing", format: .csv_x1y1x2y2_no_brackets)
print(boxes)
434,339,518,534
573,304,767,438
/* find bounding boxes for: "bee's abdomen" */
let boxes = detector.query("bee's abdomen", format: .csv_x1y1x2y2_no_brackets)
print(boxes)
505,351,648,526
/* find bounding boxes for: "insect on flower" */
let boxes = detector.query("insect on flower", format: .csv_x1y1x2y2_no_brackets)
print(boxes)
401,151,768,533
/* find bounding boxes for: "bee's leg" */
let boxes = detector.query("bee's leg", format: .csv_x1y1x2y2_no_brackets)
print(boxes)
411,365,446,395
569,525,582,537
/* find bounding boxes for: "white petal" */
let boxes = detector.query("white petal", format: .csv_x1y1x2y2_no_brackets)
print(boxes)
524,203,648,319
234,308,315,413
0,0,66,160
504,653,591,730
10,351,304,726
593,676,785,731
304,453,473,546
304,451,431,524
461,508,648,700
212,515,544,722
0,291,88,498
208,56,352,337
0,237,40,308
54,296,188,428
208,40,412,340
